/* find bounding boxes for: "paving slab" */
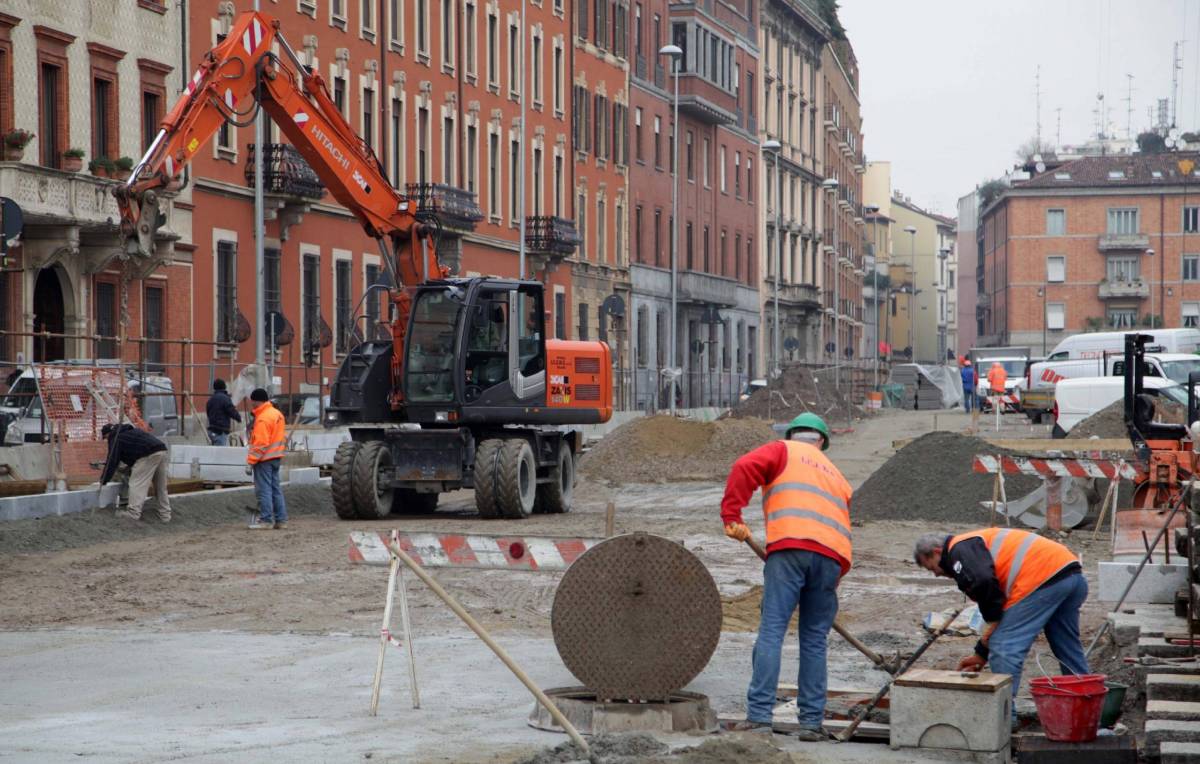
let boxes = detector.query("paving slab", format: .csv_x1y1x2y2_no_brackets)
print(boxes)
1139,637,1198,658
1147,700,1200,721
1098,562,1188,604
1161,741,1200,764
1148,674,1200,702
1145,720,1200,756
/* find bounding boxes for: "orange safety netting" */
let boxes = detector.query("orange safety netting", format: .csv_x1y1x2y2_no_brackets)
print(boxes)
34,366,147,442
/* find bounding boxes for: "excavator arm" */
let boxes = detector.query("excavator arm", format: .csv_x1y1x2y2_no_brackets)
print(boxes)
117,10,446,405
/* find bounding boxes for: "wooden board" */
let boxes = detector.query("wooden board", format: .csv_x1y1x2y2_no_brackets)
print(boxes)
891,437,1133,454
894,668,1011,692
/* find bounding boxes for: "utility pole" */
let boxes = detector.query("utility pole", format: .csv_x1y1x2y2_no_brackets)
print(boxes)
1125,74,1135,140
518,0,526,279
253,0,265,380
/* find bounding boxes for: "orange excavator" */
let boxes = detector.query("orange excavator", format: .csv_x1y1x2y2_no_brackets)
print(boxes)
117,10,611,519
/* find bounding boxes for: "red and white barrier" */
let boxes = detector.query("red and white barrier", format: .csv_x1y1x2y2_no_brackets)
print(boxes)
349,531,600,571
973,454,1139,481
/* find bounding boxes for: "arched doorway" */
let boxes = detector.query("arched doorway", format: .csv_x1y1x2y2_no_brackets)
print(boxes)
33,268,65,361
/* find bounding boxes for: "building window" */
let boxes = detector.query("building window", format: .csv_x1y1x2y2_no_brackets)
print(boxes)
466,123,478,194
578,302,589,341
553,43,564,113
532,33,542,105
1184,255,1200,282
702,137,710,187
1107,256,1139,282
1185,206,1199,234
656,309,667,367
92,77,116,162
1106,207,1139,235
39,62,63,168
216,241,237,344
1107,308,1137,329
719,145,727,192
1046,302,1065,331
442,114,455,182
487,12,499,88
1046,256,1065,283
555,291,566,340
734,151,741,197
703,225,710,271
416,0,429,57
746,158,753,201
362,0,376,36
264,247,281,314
95,282,117,358
389,0,403,46
554,154,563,215
332,0,347,25
144,285,164,364
636,305,649,366
488,131,500,217
362,86,375,150
441,0,454,68
333,75,346,115
390,97,404,188
336,258,352,354
615,201,625,265
302,254,320,358
1045,208,1065,236
577,0,589,38
577,190,587,259
532,146,543,216
597,197,606,262
613,102,627,165
418,105,430,184
684,221,694,269
464,2,476,76
734,233,742,280
653,115,661,168
685,130,694,180
634,205,643,263
508,21,520,98
720,229,727,276
634,107,643,161
510,137,520,223
141,88,161,152
654,209,662,267
365,262,381,334
1185,302,1200,328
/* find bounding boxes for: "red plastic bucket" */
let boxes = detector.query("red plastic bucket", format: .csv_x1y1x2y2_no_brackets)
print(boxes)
1030,674,1108,742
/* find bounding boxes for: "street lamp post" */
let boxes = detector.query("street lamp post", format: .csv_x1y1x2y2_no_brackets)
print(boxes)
865,203,880,389
1146,247,1156,330
762,140,782,378
823,178,840,388
660,44,682,413
1038,287,1047,355
903,225,917,361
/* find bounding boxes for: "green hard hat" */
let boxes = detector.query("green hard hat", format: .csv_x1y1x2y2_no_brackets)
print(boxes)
785,412,831,450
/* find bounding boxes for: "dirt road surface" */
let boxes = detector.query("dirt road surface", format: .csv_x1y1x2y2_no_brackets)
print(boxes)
0,409,1116,762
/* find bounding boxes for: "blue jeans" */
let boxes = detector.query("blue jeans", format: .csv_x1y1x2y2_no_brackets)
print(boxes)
253,459,287,523
963,387,974,412
747,549,841,728
987,573,1089,716
208,430,229,446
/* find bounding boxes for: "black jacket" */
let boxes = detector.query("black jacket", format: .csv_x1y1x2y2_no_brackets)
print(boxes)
100,424,168,484
205,390,241,433
938,535,1081,660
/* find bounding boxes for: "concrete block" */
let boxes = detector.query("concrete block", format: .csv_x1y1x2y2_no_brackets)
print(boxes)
1108,606,1183,647
1147,700,1200,721
0,483,121,521
1098,561,1188,604
1148,674,1200,702
1015,735,1135,764
1134,661,1200,690
891,671,1011,754
286,467,320,485
1162,741,1200,764
1139,637,1197,658
1145,720,1200,757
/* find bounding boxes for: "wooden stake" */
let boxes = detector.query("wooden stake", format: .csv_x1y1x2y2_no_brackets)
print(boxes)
998,465,1011,527
396,565,420,709
604,501,616,537
990,469,1000,528
369,545,400,716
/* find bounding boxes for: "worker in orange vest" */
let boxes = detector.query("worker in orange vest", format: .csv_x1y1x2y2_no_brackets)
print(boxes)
247,388,288,530
986,362,1007,396
913,528,1088,724
721,413,852,740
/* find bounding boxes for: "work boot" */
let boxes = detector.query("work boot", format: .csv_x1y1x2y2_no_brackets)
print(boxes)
722,720,773,734
273,521,288,530
791,727,828,742
158,515,171,524
117,509,141,521
248,519,274,530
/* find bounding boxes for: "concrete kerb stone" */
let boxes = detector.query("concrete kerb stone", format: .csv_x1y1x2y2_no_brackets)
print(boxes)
0,483,120,521
287,467,321,485
1139,637,1198,659
1147,674,1200,703
1161,741,1200,764
1098,562,1188,605
1108,605,1191,648
1147,700,1200,721
1145,720,1200,757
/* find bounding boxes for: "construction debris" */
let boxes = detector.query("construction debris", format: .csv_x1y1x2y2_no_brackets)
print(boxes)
515,730,793,764
579,415,776,484
729,366,862,423
1069,398,1185,440
852,431,1041,523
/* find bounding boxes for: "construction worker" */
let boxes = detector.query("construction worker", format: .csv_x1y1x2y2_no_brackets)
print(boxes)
247,388,288,530
100,422,171,523
721,413,852,739
960,360,975,413
205,378,241,446
986,362,1007,412
913,528,1088,722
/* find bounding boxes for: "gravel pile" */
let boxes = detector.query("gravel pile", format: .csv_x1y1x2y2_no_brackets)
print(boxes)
1069,398,1185,439
851,431,1041,523
580,415,776,484
730,365,860,423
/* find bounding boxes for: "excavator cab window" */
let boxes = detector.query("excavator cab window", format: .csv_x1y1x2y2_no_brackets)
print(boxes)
511,287,547,401
405,288,463,403
465,291,510,393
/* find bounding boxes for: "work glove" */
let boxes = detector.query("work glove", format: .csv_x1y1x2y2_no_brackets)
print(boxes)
724,522,751,542
957,654,986,672
245,464,253,476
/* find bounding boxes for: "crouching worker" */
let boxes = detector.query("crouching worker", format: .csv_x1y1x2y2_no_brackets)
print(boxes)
100,423,172,523
913,528,1088,723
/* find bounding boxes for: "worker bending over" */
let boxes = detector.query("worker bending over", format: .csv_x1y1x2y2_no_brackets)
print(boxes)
721,413,853,739
100,422,172,523
913,528,1088,721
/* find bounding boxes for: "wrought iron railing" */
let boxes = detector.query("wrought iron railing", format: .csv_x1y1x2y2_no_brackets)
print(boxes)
245,143,325,199
405,182,484,231
526,215,581,256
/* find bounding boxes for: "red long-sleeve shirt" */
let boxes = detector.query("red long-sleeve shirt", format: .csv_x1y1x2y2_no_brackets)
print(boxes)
720,440,851,576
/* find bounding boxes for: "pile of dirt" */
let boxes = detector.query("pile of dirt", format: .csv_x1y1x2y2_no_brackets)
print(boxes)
730,366,860,424
851,431,1041,523
579,415,776,484
516,732,794,764
1069,398,1185,440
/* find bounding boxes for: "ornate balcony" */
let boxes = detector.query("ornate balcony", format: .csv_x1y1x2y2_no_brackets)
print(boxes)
526,215,580,257
245,144,325,200
679,270,738,307
405,182,484,233
1098,233,1150,252
1098,279,1149,300
765,277,821,309
675,73,737,126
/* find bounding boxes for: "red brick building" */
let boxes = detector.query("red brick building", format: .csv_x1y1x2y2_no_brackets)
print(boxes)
979,152,1200,352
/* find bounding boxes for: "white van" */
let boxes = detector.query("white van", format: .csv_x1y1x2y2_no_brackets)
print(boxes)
1052,376,1187,438
1045,329,1200,362
1030,352,1200,389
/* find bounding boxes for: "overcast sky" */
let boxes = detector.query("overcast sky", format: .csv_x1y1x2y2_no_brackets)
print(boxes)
840,0,1195,216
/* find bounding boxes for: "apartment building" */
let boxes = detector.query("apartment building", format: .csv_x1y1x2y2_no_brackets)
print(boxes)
979,152,1200,352
626,0,760,408
935,214,957,361
0,1,191,371
890,195,949,363
956,189,979,352
757,0,828,368
820,39,864,364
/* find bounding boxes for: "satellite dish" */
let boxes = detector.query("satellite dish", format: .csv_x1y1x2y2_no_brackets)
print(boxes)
1033,154,1043,163
1035,162,1046,173
1167,137,1178,148
1170,127,1182,140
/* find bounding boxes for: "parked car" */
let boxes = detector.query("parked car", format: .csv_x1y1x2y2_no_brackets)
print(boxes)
739,379,767,402
1022,352,1200,423
1051,375,1186,439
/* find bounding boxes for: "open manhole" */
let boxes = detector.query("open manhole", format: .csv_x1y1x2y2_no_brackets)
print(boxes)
528,687,717,734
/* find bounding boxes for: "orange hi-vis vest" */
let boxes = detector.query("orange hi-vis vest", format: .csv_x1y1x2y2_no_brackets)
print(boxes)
987,365,1007,393
761,440,853,565
948,527,1078,610
247,402,287,465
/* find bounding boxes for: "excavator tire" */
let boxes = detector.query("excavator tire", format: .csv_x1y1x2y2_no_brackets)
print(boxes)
473,438,503,518
352,440,394,520
496,438,536,519
332,441,362,519
534,440,574,514
393,489,439,515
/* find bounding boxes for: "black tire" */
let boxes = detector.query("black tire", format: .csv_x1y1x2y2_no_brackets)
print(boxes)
473,438,503,518
352,440,394,520
535,440,574,514
394,489,439,515
497,438,537,519
332,441,362,519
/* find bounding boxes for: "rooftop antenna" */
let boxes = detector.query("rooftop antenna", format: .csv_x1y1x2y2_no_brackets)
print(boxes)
1035,65,1043,150
1056,107,1063,148
1125,74,1135,140
1172,40,1184,127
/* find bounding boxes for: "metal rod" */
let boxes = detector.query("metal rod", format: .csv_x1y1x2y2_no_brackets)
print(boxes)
253,0,266,377
668,57,679,415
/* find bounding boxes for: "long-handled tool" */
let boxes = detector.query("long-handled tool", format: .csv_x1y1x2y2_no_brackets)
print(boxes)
836,604,966,742
742,536,905,675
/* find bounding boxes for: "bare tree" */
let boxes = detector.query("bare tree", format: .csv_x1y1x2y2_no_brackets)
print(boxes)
1014,136,1054,162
